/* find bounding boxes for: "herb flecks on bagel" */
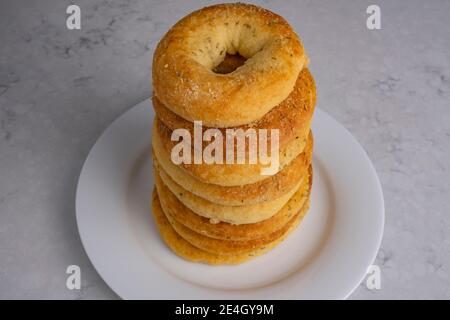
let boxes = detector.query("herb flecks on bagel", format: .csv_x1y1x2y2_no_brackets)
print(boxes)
153,3,308,127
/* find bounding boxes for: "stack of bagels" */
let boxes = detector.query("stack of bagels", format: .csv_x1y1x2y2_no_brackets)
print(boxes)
151,3,316,264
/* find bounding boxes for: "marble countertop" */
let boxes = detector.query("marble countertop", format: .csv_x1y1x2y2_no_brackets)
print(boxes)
1,0,449,299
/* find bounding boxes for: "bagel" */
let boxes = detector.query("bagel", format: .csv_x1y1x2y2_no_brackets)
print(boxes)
164,197,309,255
152,189,309,265
154,166,302,225
152,3,308,127
155,119,309,186
153,68,316,152
152,128,313,206
156,165,312,241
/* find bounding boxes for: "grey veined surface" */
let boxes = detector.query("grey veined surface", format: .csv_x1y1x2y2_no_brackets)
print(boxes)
0,0,449,299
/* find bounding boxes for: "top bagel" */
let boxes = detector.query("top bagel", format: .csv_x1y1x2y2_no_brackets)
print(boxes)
152,3,308,127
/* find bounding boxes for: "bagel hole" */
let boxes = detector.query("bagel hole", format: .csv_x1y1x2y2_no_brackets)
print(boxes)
213,53,247,74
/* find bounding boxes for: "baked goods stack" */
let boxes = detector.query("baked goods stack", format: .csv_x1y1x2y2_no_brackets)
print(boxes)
151,3,316,264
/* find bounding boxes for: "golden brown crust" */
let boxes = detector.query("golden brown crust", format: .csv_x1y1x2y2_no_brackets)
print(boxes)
152,123,313,205
153,68,316,152
164,197,308,255
152,188,310,265
155,119,310,186
152,3,308,127
154,165,302,225
156,165,312,241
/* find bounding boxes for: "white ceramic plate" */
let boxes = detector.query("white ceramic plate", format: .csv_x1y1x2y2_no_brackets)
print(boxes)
76,99,384,299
